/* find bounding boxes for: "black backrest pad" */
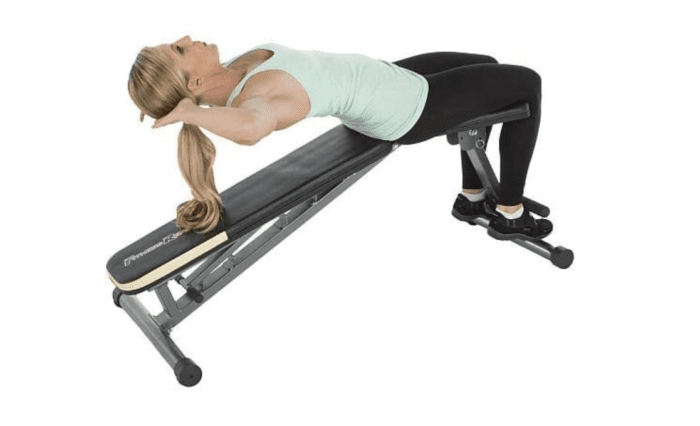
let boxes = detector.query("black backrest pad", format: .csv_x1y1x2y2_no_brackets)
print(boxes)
107,125,394,286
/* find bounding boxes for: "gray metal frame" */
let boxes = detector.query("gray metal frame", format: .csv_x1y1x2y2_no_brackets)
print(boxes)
114,147,398,386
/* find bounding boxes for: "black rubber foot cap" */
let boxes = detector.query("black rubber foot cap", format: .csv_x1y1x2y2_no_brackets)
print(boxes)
174,358,202,387
551,246,574,269
112,288,123,308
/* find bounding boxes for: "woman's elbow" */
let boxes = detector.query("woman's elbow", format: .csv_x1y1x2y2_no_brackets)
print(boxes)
234,123,263,146
233,137,259,147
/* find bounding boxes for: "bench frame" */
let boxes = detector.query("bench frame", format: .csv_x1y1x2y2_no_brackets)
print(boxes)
112,147,397,386
111,103,573,387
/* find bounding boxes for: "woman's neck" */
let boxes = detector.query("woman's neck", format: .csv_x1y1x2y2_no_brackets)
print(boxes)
197,67,247,107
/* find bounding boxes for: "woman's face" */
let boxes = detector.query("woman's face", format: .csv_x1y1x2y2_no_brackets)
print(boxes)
156,35,221,79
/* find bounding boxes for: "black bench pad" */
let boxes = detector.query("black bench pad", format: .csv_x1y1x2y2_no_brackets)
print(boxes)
107,125,394,294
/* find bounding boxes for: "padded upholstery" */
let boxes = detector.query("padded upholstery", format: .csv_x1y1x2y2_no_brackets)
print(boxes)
107,125,394,294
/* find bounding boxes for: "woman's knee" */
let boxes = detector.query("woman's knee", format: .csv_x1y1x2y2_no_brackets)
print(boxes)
516,66,542,98
523,67,541,89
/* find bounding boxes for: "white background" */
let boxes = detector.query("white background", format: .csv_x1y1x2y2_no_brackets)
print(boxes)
2,0,698,424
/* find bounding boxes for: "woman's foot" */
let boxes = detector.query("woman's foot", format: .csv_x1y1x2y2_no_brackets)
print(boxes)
487,205,553,241
452,192,490,222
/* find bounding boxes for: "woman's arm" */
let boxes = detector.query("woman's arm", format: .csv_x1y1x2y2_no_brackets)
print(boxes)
184,105,261,146
153,96,282,146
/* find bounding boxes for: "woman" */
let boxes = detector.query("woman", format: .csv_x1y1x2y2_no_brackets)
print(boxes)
128,36,552,241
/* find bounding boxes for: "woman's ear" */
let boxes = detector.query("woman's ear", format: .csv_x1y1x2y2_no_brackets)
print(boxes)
187,76,203,93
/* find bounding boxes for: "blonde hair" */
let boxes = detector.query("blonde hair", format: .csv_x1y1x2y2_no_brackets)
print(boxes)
127,46,223,234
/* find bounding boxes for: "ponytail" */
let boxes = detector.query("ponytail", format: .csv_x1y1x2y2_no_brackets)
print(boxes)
175,123,223,233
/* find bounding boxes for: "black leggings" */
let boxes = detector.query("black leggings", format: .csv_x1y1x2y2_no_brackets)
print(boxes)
391,52,542,206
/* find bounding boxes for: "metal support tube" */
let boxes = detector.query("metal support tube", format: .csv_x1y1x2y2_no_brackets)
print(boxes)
176,245,229,288
182,229,258,289
119,293,186,368
460,129,501,200
469,216,573,268
471,216,551,260
153,285,180,321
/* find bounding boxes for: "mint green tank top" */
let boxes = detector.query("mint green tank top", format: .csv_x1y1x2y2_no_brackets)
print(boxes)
224,43,429,142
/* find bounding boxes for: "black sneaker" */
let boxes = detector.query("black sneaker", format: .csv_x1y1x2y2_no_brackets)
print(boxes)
451,193,491,222
487,206,553,242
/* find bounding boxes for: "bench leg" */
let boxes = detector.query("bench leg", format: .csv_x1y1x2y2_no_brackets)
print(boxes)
111,153,396,386
114,289,202,387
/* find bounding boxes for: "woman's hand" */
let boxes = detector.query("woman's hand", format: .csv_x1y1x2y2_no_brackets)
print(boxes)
152,98,198,128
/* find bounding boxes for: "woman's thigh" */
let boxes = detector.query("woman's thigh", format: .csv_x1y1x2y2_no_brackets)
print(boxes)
394,63,542,144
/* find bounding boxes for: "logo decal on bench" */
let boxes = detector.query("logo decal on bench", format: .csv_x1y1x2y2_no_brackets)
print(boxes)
123,231,185,267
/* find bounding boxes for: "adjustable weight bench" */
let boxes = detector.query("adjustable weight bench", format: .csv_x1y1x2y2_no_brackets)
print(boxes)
107,102,574,387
